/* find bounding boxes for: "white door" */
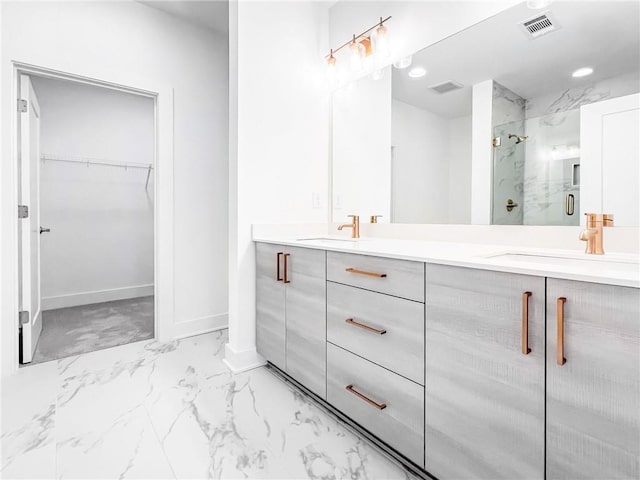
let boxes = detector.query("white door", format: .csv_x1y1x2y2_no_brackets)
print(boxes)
581,93,640,226
19,74,43,363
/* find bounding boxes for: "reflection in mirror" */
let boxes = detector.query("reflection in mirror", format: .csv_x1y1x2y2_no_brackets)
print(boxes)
331,1,640,226
332,67,391,222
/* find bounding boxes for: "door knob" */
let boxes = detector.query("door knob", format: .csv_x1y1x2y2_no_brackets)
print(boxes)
39,227,51,234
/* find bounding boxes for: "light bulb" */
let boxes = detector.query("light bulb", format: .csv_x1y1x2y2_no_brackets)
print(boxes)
374,18,390,58
349,36,364,72
326,52,337,85
360,37,374,72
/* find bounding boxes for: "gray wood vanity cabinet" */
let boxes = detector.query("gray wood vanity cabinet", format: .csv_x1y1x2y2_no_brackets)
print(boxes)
425,264,546,480
256,242,286,370
255,243,327,398
326,251,426,466
256,242,640,480
546,278,640,480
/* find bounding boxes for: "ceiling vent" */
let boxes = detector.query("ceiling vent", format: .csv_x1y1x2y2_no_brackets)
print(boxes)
429,80,464,94
519,11,560,39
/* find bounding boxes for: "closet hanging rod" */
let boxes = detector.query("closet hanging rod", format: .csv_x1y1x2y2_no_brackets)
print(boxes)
40,153,153,170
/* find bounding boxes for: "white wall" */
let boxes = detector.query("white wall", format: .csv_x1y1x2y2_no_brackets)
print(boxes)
333,68,391,222
448,115,472,224
226,0,330,372
1,1,228,376
33,77,155,309
471,79,494,224
391,99,449,223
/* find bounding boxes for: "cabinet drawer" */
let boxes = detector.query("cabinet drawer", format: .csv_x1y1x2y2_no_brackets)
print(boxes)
327,343,424,465
327,251,424,302
327,282,424,384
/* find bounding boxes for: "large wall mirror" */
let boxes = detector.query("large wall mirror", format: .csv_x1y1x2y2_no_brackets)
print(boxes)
331,1,640,226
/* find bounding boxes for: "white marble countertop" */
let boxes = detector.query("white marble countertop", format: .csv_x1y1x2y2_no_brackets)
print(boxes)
253,235,640,288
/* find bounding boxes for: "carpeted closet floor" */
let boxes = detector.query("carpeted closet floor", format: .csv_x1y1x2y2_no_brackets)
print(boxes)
29,296,154,365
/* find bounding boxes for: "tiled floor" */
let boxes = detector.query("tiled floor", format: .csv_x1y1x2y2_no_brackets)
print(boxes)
31,297,154,365
1,330,414,479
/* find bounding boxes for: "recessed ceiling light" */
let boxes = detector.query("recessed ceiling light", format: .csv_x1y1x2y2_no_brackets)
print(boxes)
572,67,594,78
408,66,427,78
393,56,413,69
527,0,552,8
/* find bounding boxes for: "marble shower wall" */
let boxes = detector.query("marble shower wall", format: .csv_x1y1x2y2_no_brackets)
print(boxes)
523,110,580,225
492,82,526,225
521,73,638,225
525,71,640,119
490,72,639,225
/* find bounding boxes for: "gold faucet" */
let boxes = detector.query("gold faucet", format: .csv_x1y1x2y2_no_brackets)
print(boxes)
579,213,614,254
338,215,360,239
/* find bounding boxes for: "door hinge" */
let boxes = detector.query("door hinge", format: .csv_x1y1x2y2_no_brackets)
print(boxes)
18,99,28,113
18,205,29,219
19,310,29,327
492,136,501,147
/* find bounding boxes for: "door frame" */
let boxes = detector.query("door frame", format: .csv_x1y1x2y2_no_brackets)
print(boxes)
3,61,175,375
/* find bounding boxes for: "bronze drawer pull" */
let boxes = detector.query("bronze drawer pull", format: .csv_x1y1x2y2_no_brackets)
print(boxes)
345,384,387,410
283,254,291,284
345,268,387,278
522,292,532,355
276,252,284,281
345,318,387,335
557,297,567,365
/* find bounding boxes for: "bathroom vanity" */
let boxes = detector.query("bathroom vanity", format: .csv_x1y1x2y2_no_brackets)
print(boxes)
254,237,639,480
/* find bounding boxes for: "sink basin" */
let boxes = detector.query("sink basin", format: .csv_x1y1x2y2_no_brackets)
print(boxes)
486,252,640,274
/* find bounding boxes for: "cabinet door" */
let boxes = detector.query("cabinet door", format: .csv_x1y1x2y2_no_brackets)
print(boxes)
546,279,640,480
255,243,286,370
426,265,545,479
285,246,327,398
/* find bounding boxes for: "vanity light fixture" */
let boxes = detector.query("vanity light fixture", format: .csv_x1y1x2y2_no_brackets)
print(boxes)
325,16,392,72
408,66,427,78
572,67,594,78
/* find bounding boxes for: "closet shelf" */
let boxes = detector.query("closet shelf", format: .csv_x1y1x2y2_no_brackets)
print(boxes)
40,153,154,189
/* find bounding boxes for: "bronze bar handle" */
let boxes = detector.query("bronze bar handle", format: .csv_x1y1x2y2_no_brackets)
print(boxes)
557,297,567,365
345,384,387,410
522,292,532,355
345,318,387,335
283,254,291,284
345,268,387,278
276,252,284,281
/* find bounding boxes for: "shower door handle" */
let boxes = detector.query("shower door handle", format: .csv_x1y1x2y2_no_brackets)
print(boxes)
39,227,51,234
565,194,575,215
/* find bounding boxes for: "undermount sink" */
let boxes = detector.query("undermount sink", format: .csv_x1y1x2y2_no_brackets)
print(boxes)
485,252,640,274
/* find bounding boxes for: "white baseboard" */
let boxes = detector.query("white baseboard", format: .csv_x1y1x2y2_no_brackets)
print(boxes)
42,284,154,310
223,343,266,373
172,312,228,339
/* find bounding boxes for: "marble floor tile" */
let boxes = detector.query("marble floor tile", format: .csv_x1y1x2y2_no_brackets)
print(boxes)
2,329,416,480
1,361,58,479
